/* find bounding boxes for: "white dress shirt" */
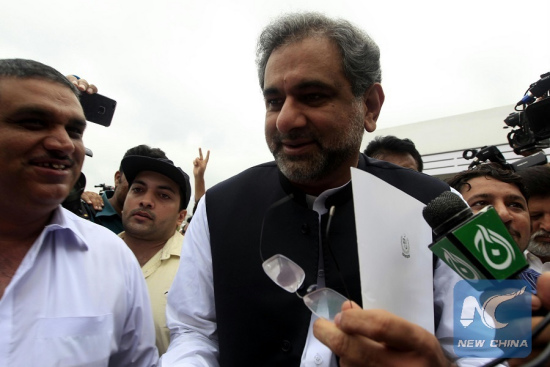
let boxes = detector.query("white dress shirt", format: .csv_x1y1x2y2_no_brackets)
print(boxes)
525,250,550,274
0,206,158,367
163,190,343,367
163,192,492,367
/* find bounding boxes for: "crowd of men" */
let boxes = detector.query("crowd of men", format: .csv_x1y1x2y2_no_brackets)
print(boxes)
1,10,550,367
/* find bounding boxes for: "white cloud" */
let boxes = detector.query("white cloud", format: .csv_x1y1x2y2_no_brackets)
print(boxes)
2,0,549,208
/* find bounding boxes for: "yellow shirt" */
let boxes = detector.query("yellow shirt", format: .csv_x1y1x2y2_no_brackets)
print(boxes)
119,230,183,355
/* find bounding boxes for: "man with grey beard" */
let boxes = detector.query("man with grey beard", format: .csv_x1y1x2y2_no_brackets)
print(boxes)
519,165,550,272
162,12,458,367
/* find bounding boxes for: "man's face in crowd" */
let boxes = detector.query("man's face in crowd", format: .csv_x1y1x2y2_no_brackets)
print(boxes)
377,152,418,171
122,170,186,242
263,37,378,188
113,170,130,209
0,78,86,211
459,176,530,251
527,195,550,260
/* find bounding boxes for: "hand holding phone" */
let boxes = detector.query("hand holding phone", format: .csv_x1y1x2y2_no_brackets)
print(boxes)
80,92,117,127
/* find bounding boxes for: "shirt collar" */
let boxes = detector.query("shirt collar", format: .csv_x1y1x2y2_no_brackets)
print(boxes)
525,250,550,273
118,230,183,261
41,206,89,250
160,230,184,259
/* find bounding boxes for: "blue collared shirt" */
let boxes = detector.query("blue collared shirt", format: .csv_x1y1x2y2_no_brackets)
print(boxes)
95,190,124,234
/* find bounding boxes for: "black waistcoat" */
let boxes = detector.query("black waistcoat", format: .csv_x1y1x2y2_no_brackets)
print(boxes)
205,154,449,366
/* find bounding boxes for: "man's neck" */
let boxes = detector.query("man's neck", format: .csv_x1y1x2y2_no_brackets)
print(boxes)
0,209,53,249
290,158,358,196
0,210,53,299
122,234,170,267
108,196,123,216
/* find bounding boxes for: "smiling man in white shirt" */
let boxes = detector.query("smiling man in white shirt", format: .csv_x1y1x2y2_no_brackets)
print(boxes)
0,58,158,366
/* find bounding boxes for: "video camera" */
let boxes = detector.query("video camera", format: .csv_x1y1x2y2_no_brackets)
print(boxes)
504,72,550,155
463,145,547,172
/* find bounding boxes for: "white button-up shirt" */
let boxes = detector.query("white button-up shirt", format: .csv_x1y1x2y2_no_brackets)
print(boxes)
0,207,158,366
163,191,492,367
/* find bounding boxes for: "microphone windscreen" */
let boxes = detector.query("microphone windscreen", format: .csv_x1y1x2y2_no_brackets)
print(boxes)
422,191,469,230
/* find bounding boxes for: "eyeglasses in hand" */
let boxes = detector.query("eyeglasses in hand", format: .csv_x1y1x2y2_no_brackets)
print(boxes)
260,196,351,321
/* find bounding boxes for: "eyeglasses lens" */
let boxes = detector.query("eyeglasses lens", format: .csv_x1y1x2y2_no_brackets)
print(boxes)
262,254,305,293
303,288,348,322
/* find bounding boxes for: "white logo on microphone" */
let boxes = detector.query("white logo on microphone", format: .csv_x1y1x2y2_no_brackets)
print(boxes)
473,224,516,270
443,249,481,280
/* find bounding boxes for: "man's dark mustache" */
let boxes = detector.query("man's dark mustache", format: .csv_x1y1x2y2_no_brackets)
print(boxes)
130,208,155,220
272,130,317,143
31,153,75,166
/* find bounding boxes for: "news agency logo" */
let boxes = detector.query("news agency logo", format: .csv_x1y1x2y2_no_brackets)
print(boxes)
474,224,517,270
454,280,531,358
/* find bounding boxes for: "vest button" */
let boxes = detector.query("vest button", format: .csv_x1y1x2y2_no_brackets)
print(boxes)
281,339,291,352
301,223,310,234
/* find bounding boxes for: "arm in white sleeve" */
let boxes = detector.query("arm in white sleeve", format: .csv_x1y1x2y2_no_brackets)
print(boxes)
160,198,219,367
110,240,159,367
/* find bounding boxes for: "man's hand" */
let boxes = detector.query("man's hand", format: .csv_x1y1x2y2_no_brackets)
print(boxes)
313,301,453,367
192,148,210,207
66,75,98,95
81,191,104,211
509,273,550,367
193,148,210,179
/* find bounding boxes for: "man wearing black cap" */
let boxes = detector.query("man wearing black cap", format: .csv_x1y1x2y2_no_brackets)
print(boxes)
118,155,191,356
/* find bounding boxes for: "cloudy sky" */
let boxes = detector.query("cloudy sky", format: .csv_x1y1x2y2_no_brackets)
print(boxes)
3,0,549,208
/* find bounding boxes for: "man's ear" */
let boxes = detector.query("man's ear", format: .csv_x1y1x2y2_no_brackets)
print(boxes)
176,210,187,227
362,83,385,133
114,171,122,187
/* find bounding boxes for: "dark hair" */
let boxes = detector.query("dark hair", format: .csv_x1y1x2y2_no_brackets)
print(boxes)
256,12,381,97
119,145,167,173
0,58,79,97
446,163,529,201
118,145,186,210
364,135,423,172
518,164,550,198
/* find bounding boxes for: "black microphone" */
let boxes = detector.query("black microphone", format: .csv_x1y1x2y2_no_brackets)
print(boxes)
516,72,550,106
422,191,528,281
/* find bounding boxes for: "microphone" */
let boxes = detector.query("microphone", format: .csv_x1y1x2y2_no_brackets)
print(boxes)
422,191,528,281
516,72,550,106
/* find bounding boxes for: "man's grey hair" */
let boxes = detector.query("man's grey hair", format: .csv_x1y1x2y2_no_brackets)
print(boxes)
256,12,382,97
0,58,79,97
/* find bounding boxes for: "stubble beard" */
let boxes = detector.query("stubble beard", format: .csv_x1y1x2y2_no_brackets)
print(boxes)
527,229,550,258
268,108,365,184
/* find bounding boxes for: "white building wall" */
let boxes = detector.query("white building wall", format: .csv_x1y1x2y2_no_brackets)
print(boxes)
361,104,550,178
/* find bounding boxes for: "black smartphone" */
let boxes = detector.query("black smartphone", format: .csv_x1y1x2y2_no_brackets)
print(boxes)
80,93,117,127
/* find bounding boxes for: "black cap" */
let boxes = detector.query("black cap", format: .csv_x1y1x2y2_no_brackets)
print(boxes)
121,155,191,209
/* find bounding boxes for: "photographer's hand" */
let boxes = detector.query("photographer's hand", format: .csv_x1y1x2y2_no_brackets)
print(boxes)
509,273,550,366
